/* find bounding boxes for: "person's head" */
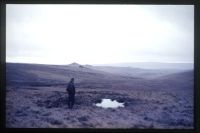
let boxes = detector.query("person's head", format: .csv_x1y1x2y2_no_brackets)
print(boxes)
70,78,74,83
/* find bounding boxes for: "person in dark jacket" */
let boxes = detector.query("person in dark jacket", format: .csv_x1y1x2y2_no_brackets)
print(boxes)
66,78,75,109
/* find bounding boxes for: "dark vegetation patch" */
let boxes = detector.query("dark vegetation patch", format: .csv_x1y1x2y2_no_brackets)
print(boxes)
15,110,28,117
44,117,63,125
36,94,67,108
78,116,88,122
34,90,139,109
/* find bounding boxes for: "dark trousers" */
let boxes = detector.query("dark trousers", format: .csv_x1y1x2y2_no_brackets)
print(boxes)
68,94,75,109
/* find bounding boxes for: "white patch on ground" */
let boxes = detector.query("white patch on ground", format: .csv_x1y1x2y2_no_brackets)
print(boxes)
96,99,124,109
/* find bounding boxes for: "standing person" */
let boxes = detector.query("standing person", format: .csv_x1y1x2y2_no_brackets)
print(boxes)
66,78,76,109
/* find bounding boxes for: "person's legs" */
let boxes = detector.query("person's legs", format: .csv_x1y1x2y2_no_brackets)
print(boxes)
71,95,75,108
68,94,71,109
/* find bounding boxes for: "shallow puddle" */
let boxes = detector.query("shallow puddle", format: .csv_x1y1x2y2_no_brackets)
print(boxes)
95,98,124,109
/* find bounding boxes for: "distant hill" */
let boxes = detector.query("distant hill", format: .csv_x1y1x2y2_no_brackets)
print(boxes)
86,65,188,79
6,62,138,87
153,70,194,91
6,63,193,91
95,62,193,70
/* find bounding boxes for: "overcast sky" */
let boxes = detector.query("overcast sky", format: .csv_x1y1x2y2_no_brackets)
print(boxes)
6,4,194,65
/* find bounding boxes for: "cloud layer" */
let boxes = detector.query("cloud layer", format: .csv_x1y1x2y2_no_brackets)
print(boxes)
6,5,194,65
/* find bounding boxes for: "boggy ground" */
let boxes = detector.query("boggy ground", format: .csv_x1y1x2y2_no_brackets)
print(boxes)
6,85,193,128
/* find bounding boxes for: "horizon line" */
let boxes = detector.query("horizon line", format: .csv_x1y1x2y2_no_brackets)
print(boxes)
5,61,194,66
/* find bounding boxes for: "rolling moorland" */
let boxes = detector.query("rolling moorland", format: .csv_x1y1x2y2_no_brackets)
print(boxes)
6,62,194,128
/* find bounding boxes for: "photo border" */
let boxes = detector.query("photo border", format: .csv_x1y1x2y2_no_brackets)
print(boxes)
1,0,199,133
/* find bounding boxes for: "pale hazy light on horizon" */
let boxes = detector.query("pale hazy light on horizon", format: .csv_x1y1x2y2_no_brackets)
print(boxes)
6,5,194,65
